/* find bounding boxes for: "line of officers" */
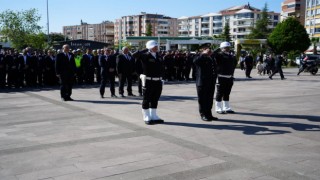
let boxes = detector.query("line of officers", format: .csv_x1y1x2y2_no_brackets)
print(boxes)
0,48,198,91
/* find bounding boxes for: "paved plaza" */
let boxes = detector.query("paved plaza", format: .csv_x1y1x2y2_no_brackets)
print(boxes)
0,68,319,180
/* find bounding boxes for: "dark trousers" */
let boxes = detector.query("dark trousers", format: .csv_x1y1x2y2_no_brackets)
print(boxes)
216,77,234,102
245,66,253,77
270,67,284,79
184,66,191,80
118,74,132,95
142,80,162,109
60,76,74,99
196,84,215,117
37,69,44,85
0,70,5,87
84,67,95,84
95,67,101,83
100,73,116,96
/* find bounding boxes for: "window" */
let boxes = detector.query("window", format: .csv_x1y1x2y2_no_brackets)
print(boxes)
274,15,279,20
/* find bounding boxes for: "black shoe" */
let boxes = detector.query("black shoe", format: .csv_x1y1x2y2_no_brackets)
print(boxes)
153,119,164,124
281,78,287,80
100,95,104,99
145,121,154,125
269,76,273,80
111,94,118,98
120,94,125,98
128,93,136,97
201,116,212,121
216,111,226,114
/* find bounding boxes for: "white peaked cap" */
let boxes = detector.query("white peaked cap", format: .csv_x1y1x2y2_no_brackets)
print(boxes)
146,40,158,49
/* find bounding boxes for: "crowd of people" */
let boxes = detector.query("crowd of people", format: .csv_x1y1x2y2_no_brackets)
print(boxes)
0,47,201,90
0,42,293,124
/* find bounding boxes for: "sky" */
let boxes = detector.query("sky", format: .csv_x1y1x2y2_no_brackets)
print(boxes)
0,0,284,33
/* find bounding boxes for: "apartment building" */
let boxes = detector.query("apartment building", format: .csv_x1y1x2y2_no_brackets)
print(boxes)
281,0,306,25
305,0,320,37
114,12,178,44
63,20,114,44
178,3,280,40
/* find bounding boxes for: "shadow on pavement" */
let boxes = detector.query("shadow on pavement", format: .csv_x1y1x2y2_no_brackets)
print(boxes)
160,95,198,101
73,99,140,105
163,121,290,135
217,119,320,132
236,112,320,123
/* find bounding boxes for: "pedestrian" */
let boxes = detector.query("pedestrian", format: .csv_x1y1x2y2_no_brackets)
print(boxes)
244,52,254,78
55,44,76,101
269,52,287,80
132,40,164,125
194,46,218,121
213,42,237,114
99,48,117,98
116,47,136,97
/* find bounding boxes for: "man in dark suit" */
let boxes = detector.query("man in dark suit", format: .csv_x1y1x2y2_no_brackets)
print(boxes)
55,44,76,101
269,52,287,80
116,47,136,97
44,50,57,86
81,48,95,85
194,46,218,121
99,48,117,98
0,52,6,88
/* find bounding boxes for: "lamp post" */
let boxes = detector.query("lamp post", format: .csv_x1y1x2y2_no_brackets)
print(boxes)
46,0,50,44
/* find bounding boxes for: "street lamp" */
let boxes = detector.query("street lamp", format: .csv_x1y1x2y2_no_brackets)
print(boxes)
46,0,50,44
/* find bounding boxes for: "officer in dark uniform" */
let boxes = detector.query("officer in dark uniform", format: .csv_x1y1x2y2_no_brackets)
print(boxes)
55,44,76,101
213,42,237,114
244,52,254,78
269,52,287,80
194,46,218,121
132,40,164,125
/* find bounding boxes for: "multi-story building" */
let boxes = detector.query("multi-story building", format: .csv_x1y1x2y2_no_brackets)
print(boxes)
114,12,178,44
63,20,114,44
178,3,280,40
305,0,320,37
281,0,306,25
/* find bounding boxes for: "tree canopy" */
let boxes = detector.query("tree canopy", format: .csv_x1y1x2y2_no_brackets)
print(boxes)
267,17,310,54
0,8,43,50
146,23,152,36
247,3,271,39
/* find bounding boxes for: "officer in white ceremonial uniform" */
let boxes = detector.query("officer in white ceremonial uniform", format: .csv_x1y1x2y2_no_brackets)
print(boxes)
133,40,164,125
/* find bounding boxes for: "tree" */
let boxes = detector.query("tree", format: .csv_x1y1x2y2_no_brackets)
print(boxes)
146,23,152,36
26,32,48,50
213,20,231,42
49,33,69,42
0,8,42,50
268,17,310,54
247,3,271,39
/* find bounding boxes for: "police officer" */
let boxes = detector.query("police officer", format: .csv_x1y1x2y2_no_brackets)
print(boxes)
194,46,218,121
133,40,164,125
213,42,237,114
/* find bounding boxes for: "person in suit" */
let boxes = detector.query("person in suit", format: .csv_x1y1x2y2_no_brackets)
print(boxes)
269,52,287,80
55,44,76,101
81,48,95,85
194,46,218,121
244,52,254,78
132,40,164,125
0,52,6,88
44,50,57,86
99,48,117,98
116,47,136,97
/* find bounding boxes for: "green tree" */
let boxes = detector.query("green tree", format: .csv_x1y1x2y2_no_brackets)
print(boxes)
247,3,271,39
49,33,69,42
26,32,48,50
213,20,231,42
146,23,152,36
0,8,42,50
268,17,310,54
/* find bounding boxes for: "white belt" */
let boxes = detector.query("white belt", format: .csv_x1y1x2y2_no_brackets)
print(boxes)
218,74,233,78
146,77,162,81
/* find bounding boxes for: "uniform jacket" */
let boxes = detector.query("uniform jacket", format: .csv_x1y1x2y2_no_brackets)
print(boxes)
193,54,217,86
55,52,76,79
